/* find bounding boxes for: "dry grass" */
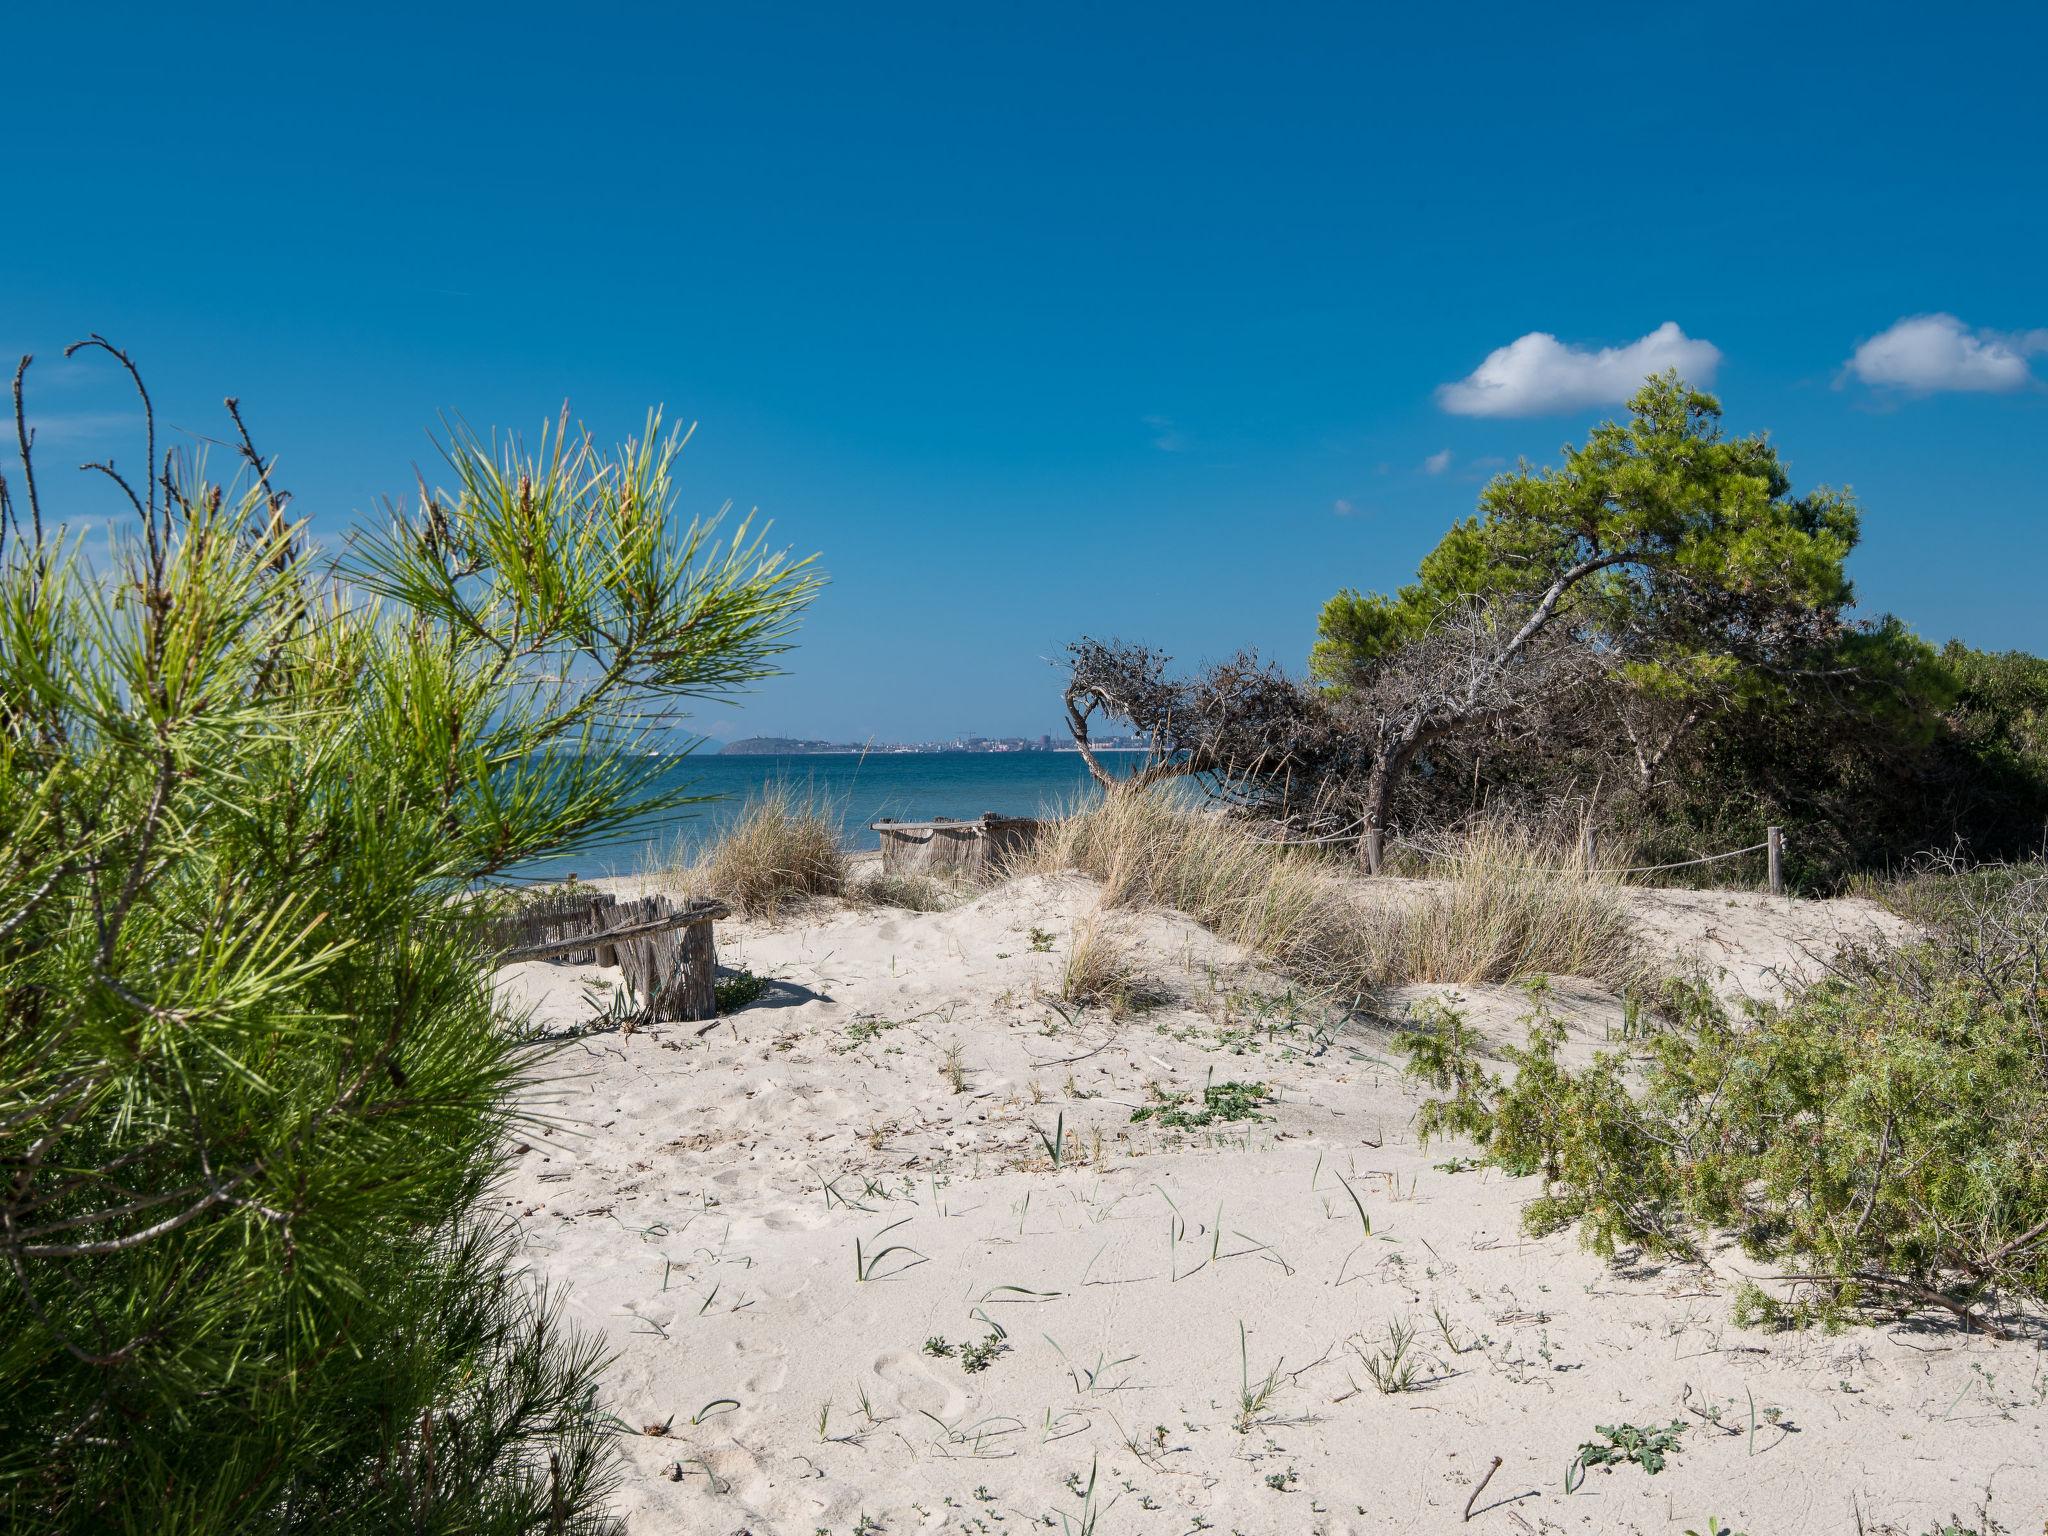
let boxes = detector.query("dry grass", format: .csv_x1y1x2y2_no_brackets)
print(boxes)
680,786,846,916
1058,916,1135,1010
843,870,956,912
1371,822,1655,988
1029,792,1649,1000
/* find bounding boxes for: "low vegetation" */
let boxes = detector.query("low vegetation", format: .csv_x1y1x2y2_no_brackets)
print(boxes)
685,785,846,915
1032,790,1647,1001
1130,1079,1272,1129
844,870,956,911
1400,862,2048,1337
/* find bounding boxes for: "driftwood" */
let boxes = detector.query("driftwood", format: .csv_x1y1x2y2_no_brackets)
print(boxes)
871,814,1039,877
492,892,730,1022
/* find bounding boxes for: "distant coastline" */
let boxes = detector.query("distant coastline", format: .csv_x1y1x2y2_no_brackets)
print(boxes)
718,735,1150,756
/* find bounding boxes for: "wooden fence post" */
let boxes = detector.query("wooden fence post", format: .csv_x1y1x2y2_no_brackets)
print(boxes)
1767,825,1783,895
1364,827,1384,877
1582,824,1597,874
674,919,718,1022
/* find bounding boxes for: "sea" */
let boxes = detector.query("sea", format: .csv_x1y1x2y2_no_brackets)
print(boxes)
515,749,1150,882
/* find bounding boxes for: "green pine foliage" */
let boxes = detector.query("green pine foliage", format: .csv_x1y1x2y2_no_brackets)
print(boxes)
0,345,821,1531
1307,374,2048,880
1311,372,1860,691
1398,865,2048,1338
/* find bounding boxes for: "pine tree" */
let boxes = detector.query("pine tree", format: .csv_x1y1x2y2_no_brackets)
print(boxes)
0,340,822,1532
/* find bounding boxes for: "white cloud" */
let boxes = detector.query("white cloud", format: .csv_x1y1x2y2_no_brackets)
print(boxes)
1843,313,2048,394
1421,448,1453,475
1142,413,1187,452
1436,321,1722,417
1332,498,1361,517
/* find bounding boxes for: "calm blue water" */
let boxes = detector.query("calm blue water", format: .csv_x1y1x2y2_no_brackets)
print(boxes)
515,750,1148,881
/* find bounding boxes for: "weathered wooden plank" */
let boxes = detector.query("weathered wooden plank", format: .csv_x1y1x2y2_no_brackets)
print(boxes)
497,900,730,963
872,813,1040,876
671,919,717,1022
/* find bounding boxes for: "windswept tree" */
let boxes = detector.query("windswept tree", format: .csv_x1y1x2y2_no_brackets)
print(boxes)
1061,638,1335,799
0,342,821,1532
1312,374,1862,860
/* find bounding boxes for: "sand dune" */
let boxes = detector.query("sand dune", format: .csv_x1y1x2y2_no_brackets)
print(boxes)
497,875,2033,1536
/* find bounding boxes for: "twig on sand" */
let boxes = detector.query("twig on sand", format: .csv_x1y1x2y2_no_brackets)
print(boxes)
1464,1455,1502,1521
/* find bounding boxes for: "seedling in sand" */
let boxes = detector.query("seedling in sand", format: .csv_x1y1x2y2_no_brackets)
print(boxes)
1360,1317,1421,1393
1033,1110,1067,1168
960,1331,1007,1373
690,1397,739,1426
853,1217,926,1280
1234,1321,1284,1433
835,1016,901,1054
1564,1420,1685,1491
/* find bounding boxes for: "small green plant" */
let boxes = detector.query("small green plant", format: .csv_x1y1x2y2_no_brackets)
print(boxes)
716,968,768,1012
1564,1421,1685,1491
1029,926,1056,952
1058,1454,1104,1535
836,1015,901,1053
959,1331,1007,1373
853,1218,926,1280
1033,1110,1067,1167
1233,1321,1283,1432
923,1336,955,1358
1360,1317,1420,1393
1130,1079,1272,1129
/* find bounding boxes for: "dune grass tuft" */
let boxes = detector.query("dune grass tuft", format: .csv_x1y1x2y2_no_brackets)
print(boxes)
1029,791,1647,1000
1056,915,1151,1016
683,785,846,915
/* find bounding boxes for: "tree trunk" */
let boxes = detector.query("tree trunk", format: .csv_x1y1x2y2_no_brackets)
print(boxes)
1360,733,1426,875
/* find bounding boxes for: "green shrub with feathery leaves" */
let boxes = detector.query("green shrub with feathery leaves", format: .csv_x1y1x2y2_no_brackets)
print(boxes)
0,338,821,1531
1399,862,2048,1338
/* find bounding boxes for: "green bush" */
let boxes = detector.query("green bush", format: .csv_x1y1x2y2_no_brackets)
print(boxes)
0,348,819,1531
1399,870,2048,1337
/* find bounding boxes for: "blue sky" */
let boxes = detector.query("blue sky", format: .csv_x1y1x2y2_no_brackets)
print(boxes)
8,2,2044,742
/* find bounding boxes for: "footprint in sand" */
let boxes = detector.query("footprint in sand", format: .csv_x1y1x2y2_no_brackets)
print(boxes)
871,1348,966,1421
743,1352,789,1394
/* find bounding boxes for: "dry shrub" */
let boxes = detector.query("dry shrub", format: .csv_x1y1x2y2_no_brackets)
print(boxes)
1030,791,1647,999
1371,822,1652,988
1058,916,1132,1008
685,786,845,915
844,871,955,912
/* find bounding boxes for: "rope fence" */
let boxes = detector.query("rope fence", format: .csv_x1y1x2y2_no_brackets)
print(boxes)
1389,834,1773,880
1246,818,1789,893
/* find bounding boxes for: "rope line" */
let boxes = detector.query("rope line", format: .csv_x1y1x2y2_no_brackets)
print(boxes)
1248,820,1368,847
1387,834,1769,877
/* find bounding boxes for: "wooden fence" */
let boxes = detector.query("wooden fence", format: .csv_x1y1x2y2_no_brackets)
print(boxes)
490,891,731,1021
870,814,1041,878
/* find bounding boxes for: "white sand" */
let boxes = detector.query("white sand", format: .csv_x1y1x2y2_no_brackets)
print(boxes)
497,875,2040,1536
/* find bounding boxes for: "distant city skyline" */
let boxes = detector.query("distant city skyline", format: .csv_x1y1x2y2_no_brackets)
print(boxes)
8,5,2044,742
711,731,1150,755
